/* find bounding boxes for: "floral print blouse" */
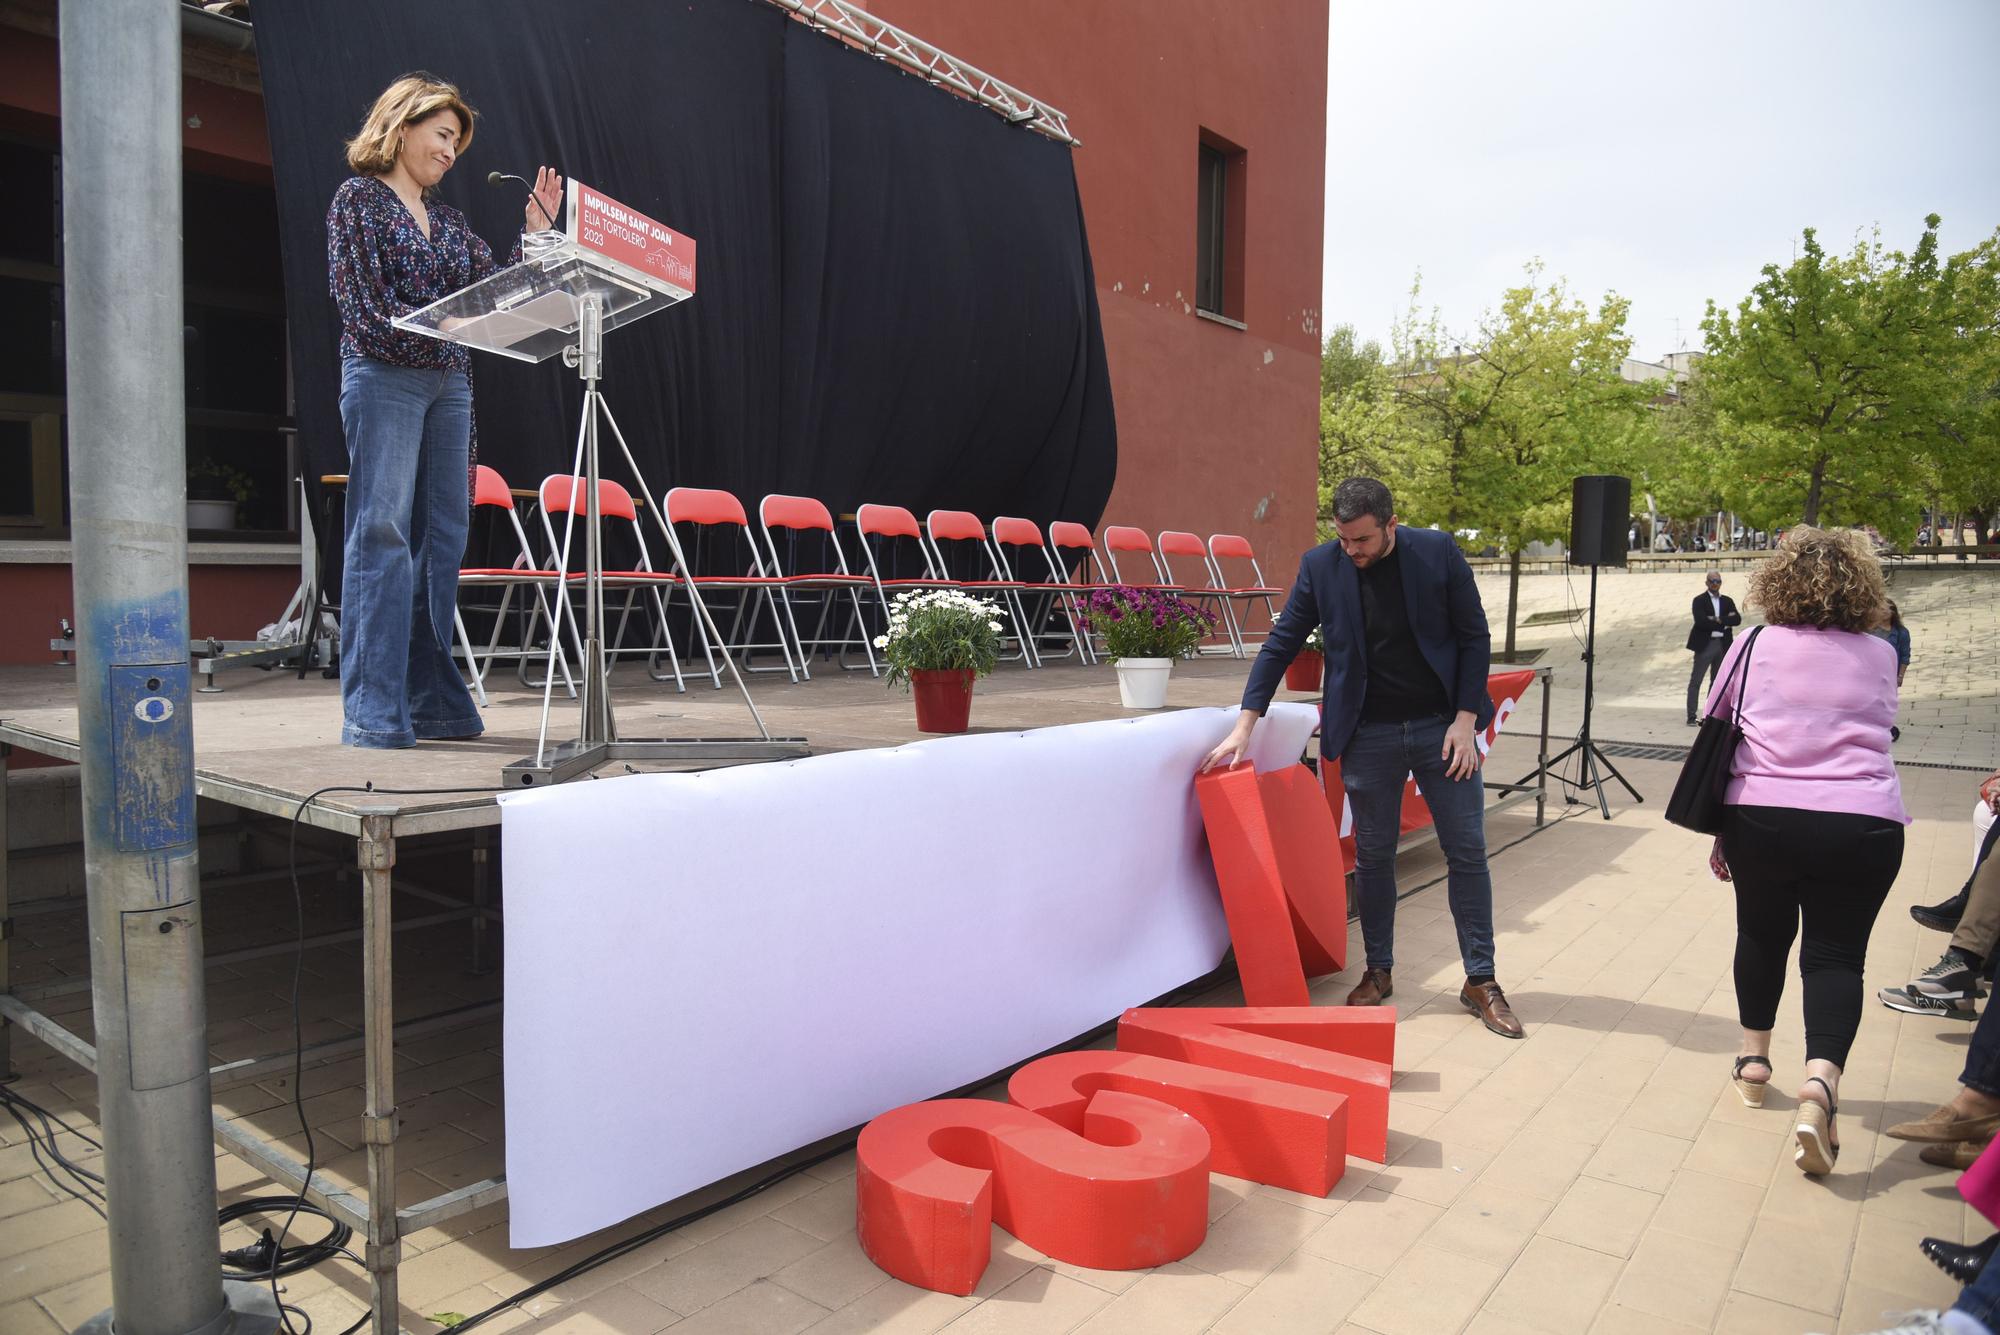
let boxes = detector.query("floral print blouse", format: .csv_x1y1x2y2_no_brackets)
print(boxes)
326,175,521,370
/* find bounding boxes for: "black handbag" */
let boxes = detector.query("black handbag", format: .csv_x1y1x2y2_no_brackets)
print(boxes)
1666,625,1762,834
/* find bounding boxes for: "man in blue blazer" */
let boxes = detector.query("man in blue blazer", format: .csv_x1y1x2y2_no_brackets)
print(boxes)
1202,477,1522,1038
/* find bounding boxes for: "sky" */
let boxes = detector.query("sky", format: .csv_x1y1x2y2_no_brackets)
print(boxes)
1323,0,2000,365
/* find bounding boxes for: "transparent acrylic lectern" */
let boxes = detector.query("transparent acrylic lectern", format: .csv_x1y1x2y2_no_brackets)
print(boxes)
394,202,808,785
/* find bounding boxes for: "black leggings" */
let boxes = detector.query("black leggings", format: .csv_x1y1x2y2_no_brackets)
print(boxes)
1726,804,1904,1067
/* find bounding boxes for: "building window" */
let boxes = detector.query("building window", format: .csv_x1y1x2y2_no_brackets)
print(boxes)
0,133,294,540
1195,131,1246,325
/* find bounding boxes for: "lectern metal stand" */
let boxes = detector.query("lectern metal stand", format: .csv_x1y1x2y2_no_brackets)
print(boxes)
395,181,807,785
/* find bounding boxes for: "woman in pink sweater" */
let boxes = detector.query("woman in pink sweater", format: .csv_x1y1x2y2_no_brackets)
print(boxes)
1706,526,1908,1176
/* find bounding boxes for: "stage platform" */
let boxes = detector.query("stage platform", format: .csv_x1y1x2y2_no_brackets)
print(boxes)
0,654,1551,1333
0,653,1330,825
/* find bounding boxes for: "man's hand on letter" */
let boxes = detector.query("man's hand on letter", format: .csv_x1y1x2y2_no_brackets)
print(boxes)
1200,712,1259,774
1981,769,2000,814
1442,711,1482,781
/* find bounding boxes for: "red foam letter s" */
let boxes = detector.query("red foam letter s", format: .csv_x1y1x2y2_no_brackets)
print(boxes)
855,1092,1210,1295
1008,1048,1350,1197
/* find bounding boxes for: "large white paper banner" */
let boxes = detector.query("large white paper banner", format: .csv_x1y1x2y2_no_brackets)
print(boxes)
499,702,1318,1246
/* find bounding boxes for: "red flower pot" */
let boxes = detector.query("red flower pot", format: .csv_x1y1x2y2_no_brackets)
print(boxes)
910,668,975,734
1285,650,1324,692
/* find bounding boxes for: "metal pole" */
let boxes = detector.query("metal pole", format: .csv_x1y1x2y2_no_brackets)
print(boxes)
1535,670,1550,829
0,742,13,1082
578,295,614,746
357,815,402,1333
60,4,276,1333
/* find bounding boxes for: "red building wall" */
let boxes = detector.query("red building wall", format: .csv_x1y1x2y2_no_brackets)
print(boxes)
0,29,288,665
858,0,1329,581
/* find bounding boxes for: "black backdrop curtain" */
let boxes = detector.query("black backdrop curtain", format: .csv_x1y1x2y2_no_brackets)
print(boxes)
254,0,1116,577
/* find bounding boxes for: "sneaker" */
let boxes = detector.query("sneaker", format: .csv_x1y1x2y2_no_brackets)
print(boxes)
1879,984,1979,1019
1913,949,1984,1000
1818,1312,1994,1335
1811,1313,1951,1335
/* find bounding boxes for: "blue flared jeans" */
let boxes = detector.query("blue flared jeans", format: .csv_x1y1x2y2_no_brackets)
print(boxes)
337,356,482,749
1340,714,1497,979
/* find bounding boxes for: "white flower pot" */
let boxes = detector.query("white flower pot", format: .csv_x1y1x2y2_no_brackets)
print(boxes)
187,498,237,531
1115,656,1172,709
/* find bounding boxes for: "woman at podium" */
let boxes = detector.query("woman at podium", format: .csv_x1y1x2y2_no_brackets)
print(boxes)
325,73,560,748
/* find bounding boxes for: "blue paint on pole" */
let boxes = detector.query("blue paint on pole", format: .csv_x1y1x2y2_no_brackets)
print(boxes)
84,595,196,853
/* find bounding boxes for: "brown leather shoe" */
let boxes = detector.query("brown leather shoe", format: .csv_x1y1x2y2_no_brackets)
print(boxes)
1345,968,1393,1006
1920,1138,1992,1170
1886,1104,2000,1144
1461,979,1525,1038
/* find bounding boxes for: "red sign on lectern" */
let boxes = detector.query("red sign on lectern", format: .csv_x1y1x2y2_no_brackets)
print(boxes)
566,180,697,295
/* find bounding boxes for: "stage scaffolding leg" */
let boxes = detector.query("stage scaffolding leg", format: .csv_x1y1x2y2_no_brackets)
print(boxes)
469,828,493,976
0,742,11,1082
359,815,402,1334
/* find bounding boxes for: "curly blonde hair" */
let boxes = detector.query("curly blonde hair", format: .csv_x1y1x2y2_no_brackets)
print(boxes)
344,73,476,177
1747,525,1887,632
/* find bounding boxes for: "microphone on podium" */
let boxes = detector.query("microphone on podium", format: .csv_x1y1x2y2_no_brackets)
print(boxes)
488,170,557,231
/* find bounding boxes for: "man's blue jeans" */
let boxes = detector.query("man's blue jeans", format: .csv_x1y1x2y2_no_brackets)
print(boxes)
337,356,482,749
1958,1241,2000,1330
1340,714,1496,978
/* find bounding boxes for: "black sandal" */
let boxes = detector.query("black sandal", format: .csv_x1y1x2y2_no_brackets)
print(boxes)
1731,1055,1772,1108
1795,1075,1838,1175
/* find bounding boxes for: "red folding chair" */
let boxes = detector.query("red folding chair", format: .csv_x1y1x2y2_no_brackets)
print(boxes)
991,516,1096,665
534,474,688,692
1048,521,1112,587
855,503,959,641
1101,525,1186,590
661,487,801,686
923,509,1038,666
1047,521,1119,662
1205,532,1286,656
455,464,573,701
1157,530,1241,658
758,493,878,677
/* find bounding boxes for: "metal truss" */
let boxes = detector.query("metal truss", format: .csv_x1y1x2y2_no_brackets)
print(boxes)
760,0,1078,145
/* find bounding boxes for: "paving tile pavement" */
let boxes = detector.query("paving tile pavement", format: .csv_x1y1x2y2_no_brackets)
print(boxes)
3,586,1998,1333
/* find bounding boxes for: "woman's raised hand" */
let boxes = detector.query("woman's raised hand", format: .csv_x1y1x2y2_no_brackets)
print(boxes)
527,166,564,232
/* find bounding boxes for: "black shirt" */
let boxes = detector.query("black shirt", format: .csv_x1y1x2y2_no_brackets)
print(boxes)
1355,544,1453,723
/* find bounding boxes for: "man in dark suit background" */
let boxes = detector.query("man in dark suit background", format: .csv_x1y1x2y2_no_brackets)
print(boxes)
1201,477,1522,1038
1686,570,1741,724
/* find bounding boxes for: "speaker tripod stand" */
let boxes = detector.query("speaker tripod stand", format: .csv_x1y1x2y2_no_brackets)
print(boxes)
1544,561,1642,819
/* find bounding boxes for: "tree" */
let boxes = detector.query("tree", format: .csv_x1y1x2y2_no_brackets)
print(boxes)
1698,216,1975,535
1320,324,1384,399
1634,374,1739,543
1923,231,2000,543
1316,330,1406,539
1384,265,1653,657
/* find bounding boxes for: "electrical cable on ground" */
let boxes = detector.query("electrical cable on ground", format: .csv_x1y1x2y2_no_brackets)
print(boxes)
0,1081,107,1218
264,782,510,1335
